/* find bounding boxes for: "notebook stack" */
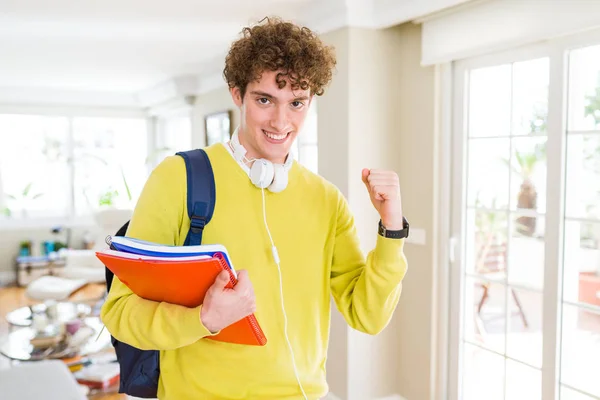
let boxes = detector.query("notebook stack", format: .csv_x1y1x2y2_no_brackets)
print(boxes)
96,236,266,346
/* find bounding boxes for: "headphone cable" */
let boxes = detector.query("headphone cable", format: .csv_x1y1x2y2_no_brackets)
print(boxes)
260,186,308,400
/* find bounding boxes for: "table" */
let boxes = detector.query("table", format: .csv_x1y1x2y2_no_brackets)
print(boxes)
6,301,92,329
0,316,111,361
0,283,127,400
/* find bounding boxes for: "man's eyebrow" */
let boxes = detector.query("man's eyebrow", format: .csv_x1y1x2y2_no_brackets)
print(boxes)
249,90,309,102
250,90,275,99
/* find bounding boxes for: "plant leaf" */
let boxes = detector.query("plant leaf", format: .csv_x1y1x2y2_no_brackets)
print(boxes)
22,182,32,197
120,167,132,201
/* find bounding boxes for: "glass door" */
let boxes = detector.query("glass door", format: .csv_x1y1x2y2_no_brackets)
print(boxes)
560,43,600,400
449,34,600,400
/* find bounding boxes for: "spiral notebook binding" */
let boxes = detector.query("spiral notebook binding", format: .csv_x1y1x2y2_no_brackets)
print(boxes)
214,253,266,345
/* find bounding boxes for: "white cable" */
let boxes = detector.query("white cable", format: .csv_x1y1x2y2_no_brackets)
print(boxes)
261,187,308,400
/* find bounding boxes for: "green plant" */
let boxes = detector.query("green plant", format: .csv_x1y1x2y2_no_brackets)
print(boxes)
584,85,600,126
4,182,44,218
119,166,132,202
473,196,507,273
98,188,119,207
501,142,546,236
507,142,547,178
6,182,44,206
528,105,548,134
42,136,65,162
76,152,134,207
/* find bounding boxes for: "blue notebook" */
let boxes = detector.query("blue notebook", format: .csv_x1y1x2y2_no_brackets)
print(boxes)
107,236,236,273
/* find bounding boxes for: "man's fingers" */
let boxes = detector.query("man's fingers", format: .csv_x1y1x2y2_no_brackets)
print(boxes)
215,269,231,289
233,270,255,309
367,173,399,183
367,179,399,187
234,270,250,291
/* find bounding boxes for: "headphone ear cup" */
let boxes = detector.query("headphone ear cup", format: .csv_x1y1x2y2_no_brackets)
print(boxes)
250,159,274,189
268,164,288,193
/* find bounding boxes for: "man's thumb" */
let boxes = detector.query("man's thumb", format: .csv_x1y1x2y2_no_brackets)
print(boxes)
362,168,370,186
216,270,231,288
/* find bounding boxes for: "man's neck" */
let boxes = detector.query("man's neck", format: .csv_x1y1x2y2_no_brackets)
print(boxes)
236,131,260,161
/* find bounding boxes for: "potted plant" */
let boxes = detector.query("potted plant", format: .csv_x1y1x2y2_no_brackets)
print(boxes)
6,182,44,218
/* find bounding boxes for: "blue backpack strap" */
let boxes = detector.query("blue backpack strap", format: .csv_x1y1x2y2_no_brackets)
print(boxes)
103,149,216,399
176,148,216,246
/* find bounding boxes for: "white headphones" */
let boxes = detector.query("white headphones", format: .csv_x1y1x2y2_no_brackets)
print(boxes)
229,129,293,193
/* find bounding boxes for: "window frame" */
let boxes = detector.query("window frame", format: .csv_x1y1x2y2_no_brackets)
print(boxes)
0,106,150,231
448,27,600,400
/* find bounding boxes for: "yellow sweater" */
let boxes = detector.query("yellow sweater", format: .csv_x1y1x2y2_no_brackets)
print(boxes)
100,143,408,400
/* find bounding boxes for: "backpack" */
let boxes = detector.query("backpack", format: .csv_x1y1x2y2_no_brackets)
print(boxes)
103,148,216,398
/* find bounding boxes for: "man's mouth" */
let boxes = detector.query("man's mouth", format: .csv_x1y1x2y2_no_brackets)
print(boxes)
263,130,289,142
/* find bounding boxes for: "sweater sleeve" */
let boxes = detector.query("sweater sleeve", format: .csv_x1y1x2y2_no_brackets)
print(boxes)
329,193,408,335
100,156,218,351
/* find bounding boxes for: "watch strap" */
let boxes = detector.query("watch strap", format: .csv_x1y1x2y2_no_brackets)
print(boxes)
378,217,409,239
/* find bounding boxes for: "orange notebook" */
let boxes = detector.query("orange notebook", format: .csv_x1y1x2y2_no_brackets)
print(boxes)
97,250,267,346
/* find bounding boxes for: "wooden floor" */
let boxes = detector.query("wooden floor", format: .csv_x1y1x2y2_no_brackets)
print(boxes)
0,283,127,400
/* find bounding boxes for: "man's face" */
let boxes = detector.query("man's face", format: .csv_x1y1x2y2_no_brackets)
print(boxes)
230,70,312,164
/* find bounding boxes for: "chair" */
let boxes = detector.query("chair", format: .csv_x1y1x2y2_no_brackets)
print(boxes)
475,240,529,332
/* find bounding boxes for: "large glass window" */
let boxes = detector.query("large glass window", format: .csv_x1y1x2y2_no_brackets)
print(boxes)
0,114,148,220
451,39,600,400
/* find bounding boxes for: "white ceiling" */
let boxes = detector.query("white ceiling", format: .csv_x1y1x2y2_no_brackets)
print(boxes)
0,0,322,92
0,0,471,105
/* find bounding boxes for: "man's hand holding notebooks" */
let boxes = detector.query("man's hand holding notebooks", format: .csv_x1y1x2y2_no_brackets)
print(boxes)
200,269,256,334
96,237,267,346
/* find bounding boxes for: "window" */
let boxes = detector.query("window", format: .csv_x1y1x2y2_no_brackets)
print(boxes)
450,35,600,400
0,114,70,219
561,43,600,400
151,112,193,170
72,117,148,215
0,114,148,220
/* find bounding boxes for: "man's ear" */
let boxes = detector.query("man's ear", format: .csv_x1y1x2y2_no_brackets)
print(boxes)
230,87,243,107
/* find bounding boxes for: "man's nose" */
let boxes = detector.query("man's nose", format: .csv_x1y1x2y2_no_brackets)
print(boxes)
270,106,288,132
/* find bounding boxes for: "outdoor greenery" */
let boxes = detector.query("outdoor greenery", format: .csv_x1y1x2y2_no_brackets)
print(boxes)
585,85,600,126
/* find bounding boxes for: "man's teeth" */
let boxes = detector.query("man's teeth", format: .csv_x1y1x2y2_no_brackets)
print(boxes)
264,131,287,140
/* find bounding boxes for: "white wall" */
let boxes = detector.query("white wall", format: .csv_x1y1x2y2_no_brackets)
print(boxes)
318,23,437,400
392,23,437,400
420,0,600,65
192,87,239,149
316,26,352,399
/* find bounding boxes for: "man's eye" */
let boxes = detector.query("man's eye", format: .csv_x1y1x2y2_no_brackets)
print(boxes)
291,101,304,108
258,98,270,105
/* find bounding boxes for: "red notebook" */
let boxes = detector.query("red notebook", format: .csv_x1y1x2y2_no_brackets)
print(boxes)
97,250,267,346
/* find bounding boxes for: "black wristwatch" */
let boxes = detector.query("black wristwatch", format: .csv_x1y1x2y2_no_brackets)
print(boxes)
378,217,409,239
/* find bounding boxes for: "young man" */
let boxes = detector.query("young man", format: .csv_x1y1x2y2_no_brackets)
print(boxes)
101,17,408,400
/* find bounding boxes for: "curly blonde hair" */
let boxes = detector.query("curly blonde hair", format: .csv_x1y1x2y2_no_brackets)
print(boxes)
223,16,337,99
